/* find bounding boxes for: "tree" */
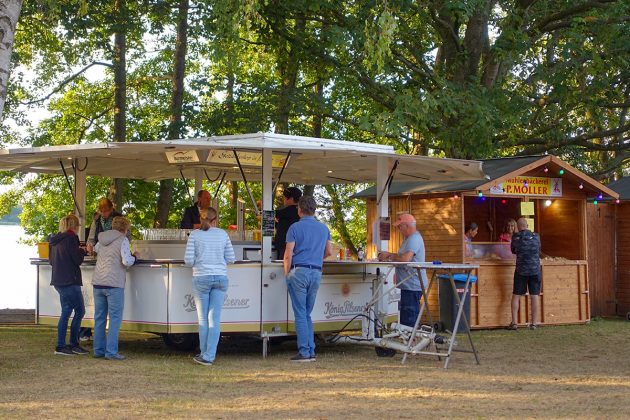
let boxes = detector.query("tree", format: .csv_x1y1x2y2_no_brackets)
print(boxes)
0,0,23,120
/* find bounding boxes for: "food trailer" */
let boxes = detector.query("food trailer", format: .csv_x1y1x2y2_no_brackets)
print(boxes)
0,133,485,352
358,155,619,329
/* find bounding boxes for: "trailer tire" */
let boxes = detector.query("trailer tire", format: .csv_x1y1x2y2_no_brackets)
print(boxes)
162,333,199,351
375,347,397,357
627,312,630,321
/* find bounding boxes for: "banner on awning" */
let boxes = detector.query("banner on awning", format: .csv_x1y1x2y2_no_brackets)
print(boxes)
489,176,562,197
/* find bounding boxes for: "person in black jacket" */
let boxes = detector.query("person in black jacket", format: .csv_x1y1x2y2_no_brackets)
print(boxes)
274,186,302,260
180,190,211,229
49,214,88,356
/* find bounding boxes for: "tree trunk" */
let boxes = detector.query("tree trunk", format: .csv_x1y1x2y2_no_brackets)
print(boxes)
110,0,127,210
274,15,304,134
154,0,189,228
0,0,22,120
324,185,357,257
230,181,238,224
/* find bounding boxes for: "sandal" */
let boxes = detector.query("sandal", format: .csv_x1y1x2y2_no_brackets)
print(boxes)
507,322,518,330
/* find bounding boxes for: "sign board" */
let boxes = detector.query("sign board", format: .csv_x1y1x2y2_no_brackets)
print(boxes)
490,176,562,197
207,150,287,168
262,210,275,237
520,201,535,216
165,150,200,164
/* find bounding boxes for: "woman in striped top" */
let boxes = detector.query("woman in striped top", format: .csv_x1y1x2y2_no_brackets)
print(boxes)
184,207,235,366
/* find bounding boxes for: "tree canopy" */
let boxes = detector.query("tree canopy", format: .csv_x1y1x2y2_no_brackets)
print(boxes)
0,0,629,247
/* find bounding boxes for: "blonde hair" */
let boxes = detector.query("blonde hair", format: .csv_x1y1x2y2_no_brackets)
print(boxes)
112,216,131,233
503,218,517,233
59,214,80,233
200,207,218,231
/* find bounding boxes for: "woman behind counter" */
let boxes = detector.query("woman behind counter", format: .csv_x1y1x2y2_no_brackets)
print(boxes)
184,208,236,366
499,219,517,243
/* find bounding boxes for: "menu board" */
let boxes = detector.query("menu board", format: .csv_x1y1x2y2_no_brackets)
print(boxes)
262,210,275,237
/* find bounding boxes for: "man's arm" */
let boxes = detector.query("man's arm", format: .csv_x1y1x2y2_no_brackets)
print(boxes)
180,207,193,229
379,250,414,262
284,242,295,276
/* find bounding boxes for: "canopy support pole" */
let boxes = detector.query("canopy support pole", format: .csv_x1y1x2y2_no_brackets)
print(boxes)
74,158,87,241
233,150,259,215
262,149,273,263
376,157,391,254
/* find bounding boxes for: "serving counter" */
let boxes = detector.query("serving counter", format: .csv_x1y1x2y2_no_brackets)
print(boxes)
32,253,399,351
465,258,589,328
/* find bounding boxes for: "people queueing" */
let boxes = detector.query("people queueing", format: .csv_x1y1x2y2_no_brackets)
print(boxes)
49,214,88,356
92,216,137,360
185,208,236,366
83,197,124,341
274,186,302,260
377,213,428,328
508,217,542,330
283,196,333,362
180,189,212,229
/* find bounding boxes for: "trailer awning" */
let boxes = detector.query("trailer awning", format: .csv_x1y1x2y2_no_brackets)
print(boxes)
0,133,486,183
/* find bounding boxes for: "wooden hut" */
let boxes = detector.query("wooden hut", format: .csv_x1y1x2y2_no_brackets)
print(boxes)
358,155,618,328
604,177,630,319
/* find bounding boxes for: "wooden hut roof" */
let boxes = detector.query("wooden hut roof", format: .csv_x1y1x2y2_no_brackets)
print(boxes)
355,155,618,199
607,177,630,200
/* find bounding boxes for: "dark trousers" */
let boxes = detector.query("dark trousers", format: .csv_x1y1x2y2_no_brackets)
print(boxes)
399,289,423,328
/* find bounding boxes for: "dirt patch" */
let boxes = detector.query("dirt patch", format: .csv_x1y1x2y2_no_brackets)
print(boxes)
1,319,630,418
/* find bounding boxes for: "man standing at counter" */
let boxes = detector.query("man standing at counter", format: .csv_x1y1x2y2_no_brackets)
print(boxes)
284,196,332,362
180,190,211,229
509,217,541,330
275,186,302,260
378,213,428,328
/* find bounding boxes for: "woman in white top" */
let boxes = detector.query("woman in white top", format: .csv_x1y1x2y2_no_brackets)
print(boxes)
184,207,235,366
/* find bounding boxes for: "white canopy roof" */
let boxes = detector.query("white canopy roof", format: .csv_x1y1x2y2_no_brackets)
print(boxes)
0,133,486,183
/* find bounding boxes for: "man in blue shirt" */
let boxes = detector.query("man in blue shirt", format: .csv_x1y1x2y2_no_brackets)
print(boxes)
378,213,428,327
284,196,333,362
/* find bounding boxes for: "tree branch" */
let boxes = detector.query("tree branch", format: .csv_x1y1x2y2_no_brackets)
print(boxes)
19,62,114,106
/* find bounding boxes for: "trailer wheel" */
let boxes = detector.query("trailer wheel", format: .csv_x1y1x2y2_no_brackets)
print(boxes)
627,312,630,321
161,333,199,351
375,347,397,357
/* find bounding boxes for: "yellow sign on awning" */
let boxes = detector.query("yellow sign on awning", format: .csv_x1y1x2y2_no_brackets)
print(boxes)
490,176,562,197
206,150,287,168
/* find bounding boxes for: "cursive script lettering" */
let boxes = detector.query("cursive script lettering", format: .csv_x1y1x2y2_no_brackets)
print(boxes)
323,300,364,319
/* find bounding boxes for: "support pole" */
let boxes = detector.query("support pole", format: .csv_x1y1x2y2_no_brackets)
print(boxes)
376,157,390,253
74,158,87,241
194,169,203,196
261,148,273,263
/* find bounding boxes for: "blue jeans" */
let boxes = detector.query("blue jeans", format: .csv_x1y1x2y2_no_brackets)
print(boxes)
192,275,228,363
399,289,422,328
286,267,321,358
93,287,125,358
54,285,85,348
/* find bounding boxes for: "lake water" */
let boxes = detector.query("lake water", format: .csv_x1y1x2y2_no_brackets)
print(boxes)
0,225,37,309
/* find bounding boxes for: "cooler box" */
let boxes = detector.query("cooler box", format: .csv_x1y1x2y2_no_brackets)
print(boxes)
438,273,477,333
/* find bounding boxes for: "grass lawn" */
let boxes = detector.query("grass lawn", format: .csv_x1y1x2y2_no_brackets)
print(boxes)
1,319,630,419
